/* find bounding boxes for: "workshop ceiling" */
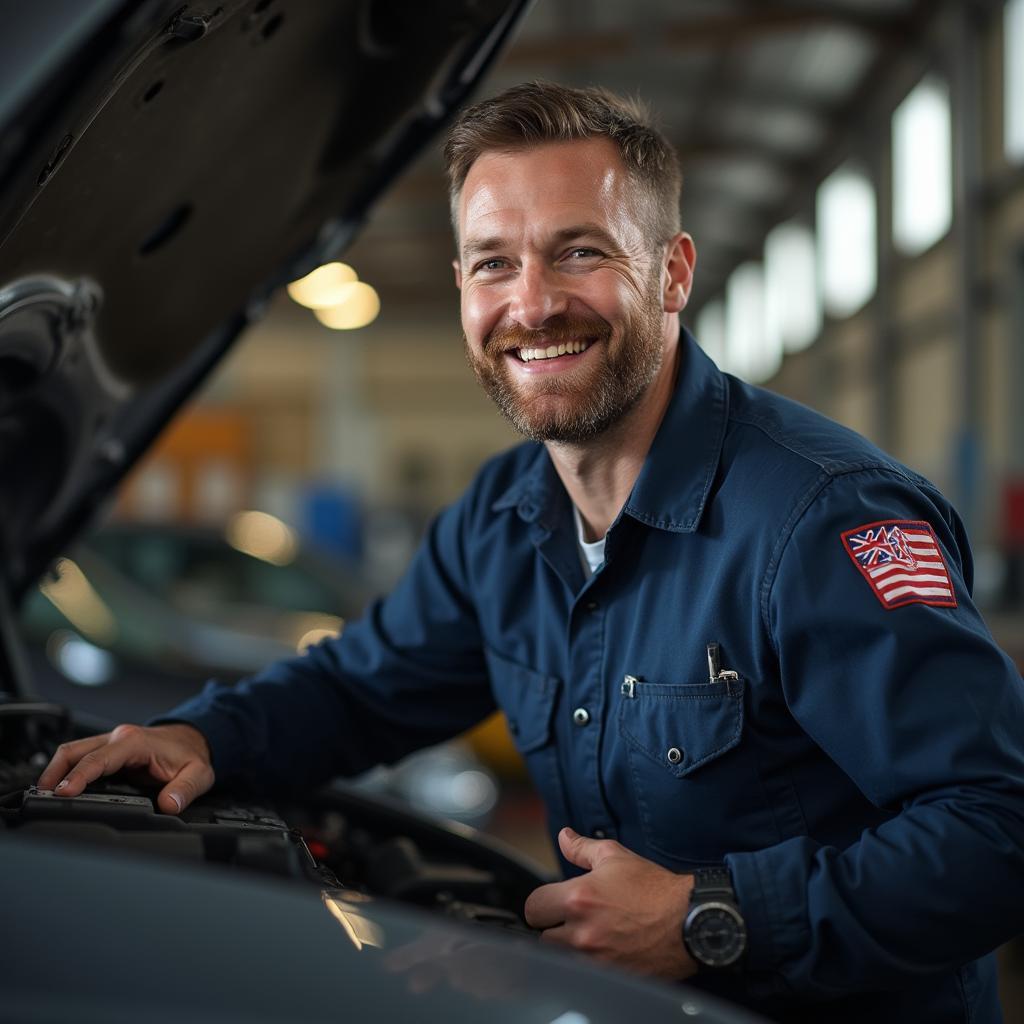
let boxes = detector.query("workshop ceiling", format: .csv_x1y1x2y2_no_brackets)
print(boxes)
342,0,941,329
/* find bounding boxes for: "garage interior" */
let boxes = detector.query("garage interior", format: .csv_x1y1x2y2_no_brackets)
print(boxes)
22,0,1024,1016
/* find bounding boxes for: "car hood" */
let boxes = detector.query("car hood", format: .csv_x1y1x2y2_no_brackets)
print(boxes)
0,0,528,600
1,833,767,1024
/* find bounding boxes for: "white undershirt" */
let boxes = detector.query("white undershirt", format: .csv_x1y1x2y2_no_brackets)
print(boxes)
573,504,607,577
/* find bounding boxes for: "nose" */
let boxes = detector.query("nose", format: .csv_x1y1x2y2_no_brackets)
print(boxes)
508,259,569,330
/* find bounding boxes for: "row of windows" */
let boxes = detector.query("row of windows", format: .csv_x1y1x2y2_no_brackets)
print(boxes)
697,0,1023,383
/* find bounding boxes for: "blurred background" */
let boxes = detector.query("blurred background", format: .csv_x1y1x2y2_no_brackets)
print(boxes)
22,0,1024,997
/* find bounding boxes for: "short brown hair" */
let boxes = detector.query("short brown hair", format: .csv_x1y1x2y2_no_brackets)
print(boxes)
444,80,682,247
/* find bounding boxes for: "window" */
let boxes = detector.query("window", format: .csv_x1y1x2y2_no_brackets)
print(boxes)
893,76,952,255
1007,0,1024,163
726,262,779,383
695,299,727,370
764,220,821,354
817,164,877,318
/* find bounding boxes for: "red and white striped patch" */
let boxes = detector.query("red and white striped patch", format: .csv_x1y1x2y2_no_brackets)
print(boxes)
840,519,957,610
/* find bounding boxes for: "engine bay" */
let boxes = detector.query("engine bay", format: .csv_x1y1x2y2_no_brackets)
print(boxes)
0,700,546,935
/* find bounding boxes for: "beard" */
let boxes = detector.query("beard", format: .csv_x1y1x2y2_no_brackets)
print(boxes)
464,276,666,444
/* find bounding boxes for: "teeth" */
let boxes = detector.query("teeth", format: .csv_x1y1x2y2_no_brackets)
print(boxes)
517,339,591,362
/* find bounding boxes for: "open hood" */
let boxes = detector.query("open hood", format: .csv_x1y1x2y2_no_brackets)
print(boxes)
0,0,528,601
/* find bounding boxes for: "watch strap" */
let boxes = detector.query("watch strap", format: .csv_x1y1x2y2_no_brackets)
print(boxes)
691,866,736,901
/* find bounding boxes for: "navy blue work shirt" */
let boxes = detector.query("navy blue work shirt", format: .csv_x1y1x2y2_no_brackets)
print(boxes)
164,331,1024,1023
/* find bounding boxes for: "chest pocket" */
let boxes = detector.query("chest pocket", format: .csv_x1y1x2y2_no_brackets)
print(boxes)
483,647,569,830
619,676,745,863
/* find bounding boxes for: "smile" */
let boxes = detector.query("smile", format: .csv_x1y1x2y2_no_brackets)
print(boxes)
516,339,592,362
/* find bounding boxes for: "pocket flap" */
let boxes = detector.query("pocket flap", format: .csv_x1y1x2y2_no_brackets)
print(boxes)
484,647,560,754
619,677,744,777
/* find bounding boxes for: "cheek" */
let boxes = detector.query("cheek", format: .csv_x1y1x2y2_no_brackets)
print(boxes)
462,288,501,344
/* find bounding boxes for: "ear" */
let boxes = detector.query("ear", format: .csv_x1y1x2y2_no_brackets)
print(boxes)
452,259,463,291
662,232,696,314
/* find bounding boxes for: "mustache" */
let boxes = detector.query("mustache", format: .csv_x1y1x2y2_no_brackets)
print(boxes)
485,314,612,353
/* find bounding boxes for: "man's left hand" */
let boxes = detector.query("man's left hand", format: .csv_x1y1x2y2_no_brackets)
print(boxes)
524,826,697,980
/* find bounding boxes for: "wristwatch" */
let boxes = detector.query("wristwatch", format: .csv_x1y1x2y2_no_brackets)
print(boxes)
682,866,747,970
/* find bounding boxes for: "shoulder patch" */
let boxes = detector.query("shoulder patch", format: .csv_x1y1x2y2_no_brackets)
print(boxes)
840,519,957,610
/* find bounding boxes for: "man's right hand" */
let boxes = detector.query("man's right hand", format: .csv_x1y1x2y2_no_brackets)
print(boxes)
36,723,214,815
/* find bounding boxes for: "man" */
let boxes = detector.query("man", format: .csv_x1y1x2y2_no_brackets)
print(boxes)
39,83,1024,1022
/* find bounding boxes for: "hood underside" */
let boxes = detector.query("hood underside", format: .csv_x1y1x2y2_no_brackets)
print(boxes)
0,0,526,597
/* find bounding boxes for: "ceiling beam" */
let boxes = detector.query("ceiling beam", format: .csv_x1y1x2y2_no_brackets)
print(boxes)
691,0,937,308
502,7,918,67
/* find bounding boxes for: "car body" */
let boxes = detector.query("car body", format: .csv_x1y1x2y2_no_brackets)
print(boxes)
0,3,765,1021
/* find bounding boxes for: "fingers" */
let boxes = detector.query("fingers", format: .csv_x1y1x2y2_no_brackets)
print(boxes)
53,730,146,797
524,878,571,930
157,758,215,815
37,733,111,790
536,922,576,949
36,724,215,813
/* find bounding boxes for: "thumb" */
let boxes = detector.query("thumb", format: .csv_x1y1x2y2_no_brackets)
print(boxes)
558,826,603,870
157,759,214,815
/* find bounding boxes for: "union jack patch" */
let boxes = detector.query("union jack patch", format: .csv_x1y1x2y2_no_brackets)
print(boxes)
840,519,957,610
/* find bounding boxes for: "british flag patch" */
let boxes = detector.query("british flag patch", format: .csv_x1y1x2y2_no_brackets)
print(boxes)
840,519,957,609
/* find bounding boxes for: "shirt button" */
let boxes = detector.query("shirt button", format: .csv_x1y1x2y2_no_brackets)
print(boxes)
667,746,684,764
572,707,591,726
585,600,599,611
593,828,606,839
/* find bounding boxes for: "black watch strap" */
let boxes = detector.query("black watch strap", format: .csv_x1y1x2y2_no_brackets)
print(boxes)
691,866,737,900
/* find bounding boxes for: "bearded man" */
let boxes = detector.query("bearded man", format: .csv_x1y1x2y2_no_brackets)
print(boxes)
40,82,1024,1024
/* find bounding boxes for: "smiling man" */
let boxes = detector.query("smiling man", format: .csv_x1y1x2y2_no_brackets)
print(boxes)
40,83,1024,1023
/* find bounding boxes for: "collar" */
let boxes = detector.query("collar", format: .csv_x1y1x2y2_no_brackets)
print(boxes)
491,328,729,534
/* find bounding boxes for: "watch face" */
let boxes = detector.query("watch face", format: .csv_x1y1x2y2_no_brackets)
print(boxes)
686,901,747,968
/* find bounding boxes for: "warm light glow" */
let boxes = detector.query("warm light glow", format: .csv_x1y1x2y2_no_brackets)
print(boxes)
695,300,727,370
764,220,821,354
39,558,117,646
321,892,385,950
313,282,381,330
292,614,345,653
286,263,358,308
817,164,877,318
225,510,298,566
893,76,952,255
1006,0,1024,163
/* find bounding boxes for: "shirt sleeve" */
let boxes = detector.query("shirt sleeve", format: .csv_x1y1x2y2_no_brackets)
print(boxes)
725,466,1024,998
151,492,495,794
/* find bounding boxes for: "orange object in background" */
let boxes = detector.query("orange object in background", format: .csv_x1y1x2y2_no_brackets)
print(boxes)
115,409,252,525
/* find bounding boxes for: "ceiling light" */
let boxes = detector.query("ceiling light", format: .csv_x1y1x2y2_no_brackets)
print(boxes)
286,262,358,308
313,282,381,330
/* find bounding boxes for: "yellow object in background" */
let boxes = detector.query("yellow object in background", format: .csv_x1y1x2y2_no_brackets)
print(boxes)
463,711,526,781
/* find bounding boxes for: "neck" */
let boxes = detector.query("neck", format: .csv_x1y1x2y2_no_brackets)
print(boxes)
546,335,681,542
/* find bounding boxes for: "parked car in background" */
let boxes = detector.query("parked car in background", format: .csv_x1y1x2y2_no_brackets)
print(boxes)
21,518,372,710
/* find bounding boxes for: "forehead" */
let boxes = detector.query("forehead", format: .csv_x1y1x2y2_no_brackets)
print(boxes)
458,137,639,244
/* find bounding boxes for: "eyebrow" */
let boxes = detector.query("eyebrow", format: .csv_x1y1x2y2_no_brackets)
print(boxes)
460,223,621,263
